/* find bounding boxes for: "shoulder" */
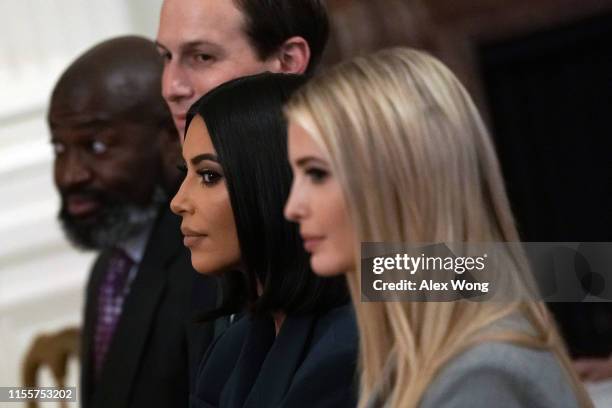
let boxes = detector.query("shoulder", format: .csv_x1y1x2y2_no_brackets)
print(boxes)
420,342,580,408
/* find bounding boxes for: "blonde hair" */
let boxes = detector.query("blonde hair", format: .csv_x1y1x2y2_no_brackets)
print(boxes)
286,47,591,407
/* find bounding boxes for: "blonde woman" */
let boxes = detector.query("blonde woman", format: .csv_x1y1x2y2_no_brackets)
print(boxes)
284,47,592,407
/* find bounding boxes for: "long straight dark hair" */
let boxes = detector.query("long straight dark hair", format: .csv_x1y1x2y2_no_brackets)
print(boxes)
187,73,348,318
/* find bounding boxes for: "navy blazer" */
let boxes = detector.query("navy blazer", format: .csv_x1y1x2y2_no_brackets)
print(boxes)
191,304,358,408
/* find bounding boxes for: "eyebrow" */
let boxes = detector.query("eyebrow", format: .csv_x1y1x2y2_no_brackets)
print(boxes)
190,153,219,165
295,156,328,167
155,40,219,54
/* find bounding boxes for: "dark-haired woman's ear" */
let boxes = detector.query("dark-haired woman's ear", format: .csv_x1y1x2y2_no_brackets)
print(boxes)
277,36,311,75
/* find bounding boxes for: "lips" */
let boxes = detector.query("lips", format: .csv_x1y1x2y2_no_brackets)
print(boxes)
183,235,206,247
65,195,101,217
302,235,324,252
173,112,187,125
181,226,207,247
172,113,187,137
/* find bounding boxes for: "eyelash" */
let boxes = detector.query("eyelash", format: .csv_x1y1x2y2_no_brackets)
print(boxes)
305,167,329,184
192,53,213,65
176,164,222,186
197,169,222,186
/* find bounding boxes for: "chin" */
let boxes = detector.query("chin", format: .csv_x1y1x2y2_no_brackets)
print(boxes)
174,123,185,138
190,253,240,276
190,256,223,275
309,253,348,277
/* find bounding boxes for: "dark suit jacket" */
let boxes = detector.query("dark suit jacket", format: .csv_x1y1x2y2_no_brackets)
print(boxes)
191,304,358,408
81,207,217,408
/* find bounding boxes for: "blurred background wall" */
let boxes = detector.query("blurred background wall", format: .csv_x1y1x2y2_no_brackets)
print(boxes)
0,1,162,406
0,0,611,407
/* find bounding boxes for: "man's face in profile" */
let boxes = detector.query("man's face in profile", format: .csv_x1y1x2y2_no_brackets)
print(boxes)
49,86,164,250
156,0,280,138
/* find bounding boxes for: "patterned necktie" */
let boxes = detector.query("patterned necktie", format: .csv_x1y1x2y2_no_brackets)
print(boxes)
93,248,134,379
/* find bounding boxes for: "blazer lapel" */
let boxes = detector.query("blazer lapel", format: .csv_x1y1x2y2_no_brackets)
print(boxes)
224,317,276,408
91,208,183,408
244,314,317,408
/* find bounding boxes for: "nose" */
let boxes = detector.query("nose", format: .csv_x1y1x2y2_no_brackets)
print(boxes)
162,60,194,103
55,150,92,190
170,178,193,216
284,178,308,222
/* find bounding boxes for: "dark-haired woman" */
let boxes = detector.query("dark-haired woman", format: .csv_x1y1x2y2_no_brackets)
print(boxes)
171,73,357,408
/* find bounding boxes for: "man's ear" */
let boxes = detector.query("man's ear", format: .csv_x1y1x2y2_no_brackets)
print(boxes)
276,36,311,74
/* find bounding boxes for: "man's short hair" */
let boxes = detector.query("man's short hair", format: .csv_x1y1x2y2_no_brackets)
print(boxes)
233,0,329,74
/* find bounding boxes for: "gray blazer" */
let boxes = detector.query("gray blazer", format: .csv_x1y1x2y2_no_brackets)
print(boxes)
418,341,581,408
365,332,582,407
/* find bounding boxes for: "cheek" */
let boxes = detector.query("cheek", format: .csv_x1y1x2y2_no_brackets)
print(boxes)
337,213,358,272
216,201,241,265
100,163,156,202
310,191,357,276
195,57,268,96
189,188,241,274
193,67,236,98
193,77,216,99
52,161,62,185
161,67,172,94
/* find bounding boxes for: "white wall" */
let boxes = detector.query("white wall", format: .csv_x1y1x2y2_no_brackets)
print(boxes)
0,1,163,407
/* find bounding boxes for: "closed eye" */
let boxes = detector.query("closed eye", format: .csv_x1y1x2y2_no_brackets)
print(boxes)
305,167,329,183
155,43,171,61
159,51,171,61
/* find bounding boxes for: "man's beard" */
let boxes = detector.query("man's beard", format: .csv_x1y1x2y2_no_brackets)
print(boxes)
58,186,167,250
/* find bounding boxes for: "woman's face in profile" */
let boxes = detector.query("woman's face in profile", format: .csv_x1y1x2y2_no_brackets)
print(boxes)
170,115,241,274
285,121,356,276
